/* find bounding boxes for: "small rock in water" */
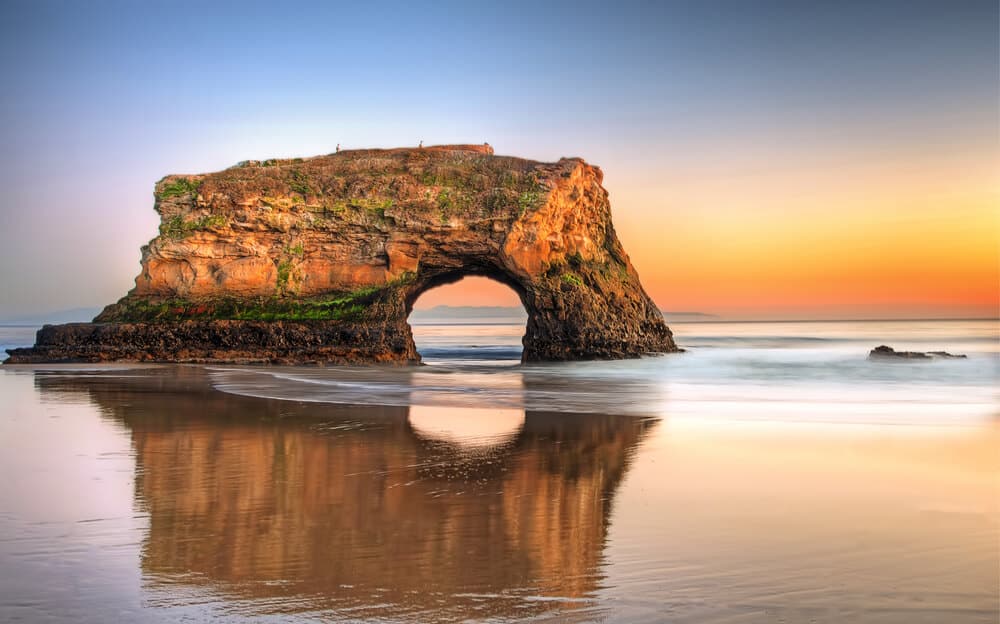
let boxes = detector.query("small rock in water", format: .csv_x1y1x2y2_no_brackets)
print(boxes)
868,345,967,360
926,350,968,359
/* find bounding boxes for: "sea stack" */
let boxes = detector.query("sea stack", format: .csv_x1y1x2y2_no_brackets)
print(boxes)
6,145,677,364
868,345,968,360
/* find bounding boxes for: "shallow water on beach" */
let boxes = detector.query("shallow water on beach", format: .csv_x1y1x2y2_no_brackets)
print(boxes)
0,319,997,622
210,319,999,425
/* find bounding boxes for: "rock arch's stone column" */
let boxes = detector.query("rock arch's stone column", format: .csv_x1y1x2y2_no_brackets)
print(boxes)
6,145,677,364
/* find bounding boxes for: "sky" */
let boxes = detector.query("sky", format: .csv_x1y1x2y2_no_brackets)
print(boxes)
0,0,996,320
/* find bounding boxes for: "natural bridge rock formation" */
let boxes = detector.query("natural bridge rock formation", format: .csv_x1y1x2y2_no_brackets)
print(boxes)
7,144,677,364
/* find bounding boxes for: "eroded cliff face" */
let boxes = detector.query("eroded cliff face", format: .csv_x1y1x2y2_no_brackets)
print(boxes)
7,144,677,364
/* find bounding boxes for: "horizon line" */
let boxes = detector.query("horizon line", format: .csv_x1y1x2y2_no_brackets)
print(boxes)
661,316,1000,324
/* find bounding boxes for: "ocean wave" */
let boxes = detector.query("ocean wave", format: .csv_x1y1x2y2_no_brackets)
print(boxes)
207,345,999,425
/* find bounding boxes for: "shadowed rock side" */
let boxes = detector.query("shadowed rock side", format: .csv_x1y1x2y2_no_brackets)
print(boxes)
33,367,654,620
7,144,676,364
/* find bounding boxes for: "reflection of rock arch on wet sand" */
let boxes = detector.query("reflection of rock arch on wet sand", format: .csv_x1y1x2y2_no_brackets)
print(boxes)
34,367,654,620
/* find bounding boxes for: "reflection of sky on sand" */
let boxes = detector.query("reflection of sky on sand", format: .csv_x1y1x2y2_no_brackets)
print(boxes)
658,382,998,425
1,361,997,623
408,405,525,447
604,419,999,622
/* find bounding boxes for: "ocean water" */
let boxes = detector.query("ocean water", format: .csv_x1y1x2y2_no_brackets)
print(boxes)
0,325,39,356
0,319,997,622
207,319,999,425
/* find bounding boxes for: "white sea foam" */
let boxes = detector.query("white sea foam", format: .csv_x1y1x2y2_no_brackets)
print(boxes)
208,319,999,426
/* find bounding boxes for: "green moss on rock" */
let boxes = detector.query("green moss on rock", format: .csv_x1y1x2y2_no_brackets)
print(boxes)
561,273,583,287
102,273,416,323
160,214,227,239
157,178,202,200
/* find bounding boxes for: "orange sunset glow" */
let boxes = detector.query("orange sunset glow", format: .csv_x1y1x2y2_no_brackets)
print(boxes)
419,144,999,319
0,0,996,326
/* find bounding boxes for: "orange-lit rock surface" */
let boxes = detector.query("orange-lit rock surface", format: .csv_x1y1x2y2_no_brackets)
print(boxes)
6,145,676,363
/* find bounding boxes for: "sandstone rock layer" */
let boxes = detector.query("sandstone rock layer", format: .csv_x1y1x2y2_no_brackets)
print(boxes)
7,145,677,364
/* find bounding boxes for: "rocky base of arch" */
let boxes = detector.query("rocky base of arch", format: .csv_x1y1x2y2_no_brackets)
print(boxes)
4,319,418,365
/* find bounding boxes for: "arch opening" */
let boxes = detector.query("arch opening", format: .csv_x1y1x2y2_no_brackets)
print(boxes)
407,276,528,365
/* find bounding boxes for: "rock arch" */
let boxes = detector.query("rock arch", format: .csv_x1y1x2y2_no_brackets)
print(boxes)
7,145,677,364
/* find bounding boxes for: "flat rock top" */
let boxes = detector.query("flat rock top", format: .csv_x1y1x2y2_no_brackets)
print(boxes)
156,143,584,216
217,144,506,173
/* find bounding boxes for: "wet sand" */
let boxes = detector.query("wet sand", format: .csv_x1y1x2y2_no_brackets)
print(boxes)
0,364,996,622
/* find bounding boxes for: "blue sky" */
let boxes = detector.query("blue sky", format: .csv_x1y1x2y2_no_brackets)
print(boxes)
0,0,996,318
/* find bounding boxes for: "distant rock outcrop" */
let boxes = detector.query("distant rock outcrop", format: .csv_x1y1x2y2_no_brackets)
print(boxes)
869,345,967,360
6,145,677,364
